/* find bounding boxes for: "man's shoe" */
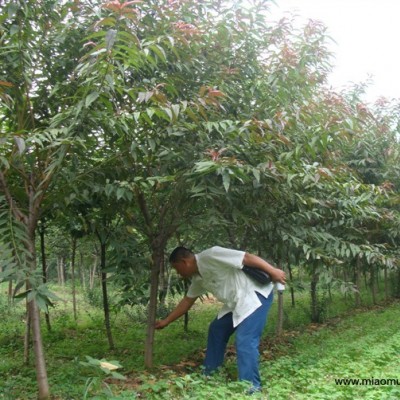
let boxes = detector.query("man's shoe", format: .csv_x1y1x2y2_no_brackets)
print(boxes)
246,387,268,398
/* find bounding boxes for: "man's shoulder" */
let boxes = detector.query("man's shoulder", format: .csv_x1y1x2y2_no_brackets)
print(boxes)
197,246,245,270
198,246,231,255
197,246,232,262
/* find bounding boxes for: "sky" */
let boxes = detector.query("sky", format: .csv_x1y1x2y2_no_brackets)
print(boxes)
268,0,400,103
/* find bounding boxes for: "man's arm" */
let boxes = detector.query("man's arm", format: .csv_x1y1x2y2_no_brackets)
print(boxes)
155,295,198,329
243,252,286,284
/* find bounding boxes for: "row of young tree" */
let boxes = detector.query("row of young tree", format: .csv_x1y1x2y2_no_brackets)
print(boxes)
1,0,400,398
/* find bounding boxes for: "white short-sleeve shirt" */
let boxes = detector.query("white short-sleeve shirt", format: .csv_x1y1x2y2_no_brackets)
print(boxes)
186,246,273,327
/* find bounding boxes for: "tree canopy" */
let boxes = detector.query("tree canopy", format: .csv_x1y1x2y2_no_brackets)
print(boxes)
1,0,400,398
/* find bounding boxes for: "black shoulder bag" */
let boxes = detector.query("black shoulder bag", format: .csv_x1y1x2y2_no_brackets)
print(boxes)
242,265,271,285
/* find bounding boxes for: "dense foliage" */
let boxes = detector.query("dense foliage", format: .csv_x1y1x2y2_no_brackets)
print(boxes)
1,285,399,399
1,0,400,398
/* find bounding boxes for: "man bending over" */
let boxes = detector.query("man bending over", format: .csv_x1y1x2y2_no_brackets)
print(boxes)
155,246,286,395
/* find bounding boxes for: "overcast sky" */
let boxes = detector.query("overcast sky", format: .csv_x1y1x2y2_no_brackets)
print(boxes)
268,0,400,103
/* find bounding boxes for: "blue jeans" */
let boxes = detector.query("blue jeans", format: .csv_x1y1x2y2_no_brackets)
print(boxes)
204,291,274,389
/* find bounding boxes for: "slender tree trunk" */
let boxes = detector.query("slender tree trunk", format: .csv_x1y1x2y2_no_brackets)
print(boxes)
397,269,400,298
276,288,284,336
29,299,50,399
57,256,65,287
71,237,77,321
354,258,361,307
370,266,377,305
27,224,50,399
327,266,332,301
8,280,13,306
310,266,320,323
158,251,168,305
183,311,189,333
384,265,389,301
287,259,295,307
79,250,85,289
275,250,285,335
100,242,114,350
145,245,163,368
90,253,97,290
39,225,51,331
57,257,60,285
166,270,172,300
24,301,31,365
183,280,189,332
363,270,368,290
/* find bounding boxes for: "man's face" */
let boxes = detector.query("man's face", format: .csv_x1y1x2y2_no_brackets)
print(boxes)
172,259,192,279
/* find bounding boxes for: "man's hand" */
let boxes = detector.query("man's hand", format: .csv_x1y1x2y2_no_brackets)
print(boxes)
155,319,169,330
154,296,197,330
268,267,286,284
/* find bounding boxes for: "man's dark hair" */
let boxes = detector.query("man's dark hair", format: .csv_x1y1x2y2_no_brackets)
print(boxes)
169,246,194,263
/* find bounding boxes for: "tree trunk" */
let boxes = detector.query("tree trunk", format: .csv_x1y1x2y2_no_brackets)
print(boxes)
71,237,78,321
29,299,50,399
363,269,368,290
39,225,51,331
310,266,320,323
27,224,50,399
79,250,85,289
287,261,295,307
354,257,361,307
183,280,189,332
100,242,114,350
24,302,31,365
57,256,65,287
370,266,377,305
90,253,97,290
158,251,168,305
166,271,172,301
183,311,189,333
8,280,13,306
276,288,284,336
145,246,163,368
397,269,400,298
384,265,389,301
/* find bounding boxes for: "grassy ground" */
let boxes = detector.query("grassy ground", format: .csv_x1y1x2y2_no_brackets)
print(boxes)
261,303,400,399
0,283,399,399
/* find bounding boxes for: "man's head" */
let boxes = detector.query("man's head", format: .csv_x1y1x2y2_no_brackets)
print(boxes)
169,246,198,278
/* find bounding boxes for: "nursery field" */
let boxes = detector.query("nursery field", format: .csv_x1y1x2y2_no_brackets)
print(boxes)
0,284,399,399
2,0,400,398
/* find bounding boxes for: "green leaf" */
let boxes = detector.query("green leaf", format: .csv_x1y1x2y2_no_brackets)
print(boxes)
133,111,141,122
0,156,10,169
36,295,49,312
8,3,18,18
194,161,217,173
116,187,126,200
10,24,19,36
171,104,180,119
105,29,117,51
14,290,31,301
252,168,260,183
14,137,26,154
0,267,15,281
149,44,167,62
85,91,99,108
163,107,173,121
222,171,230,192
111,371,126,380
94,17,116,28
146,108,155,119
